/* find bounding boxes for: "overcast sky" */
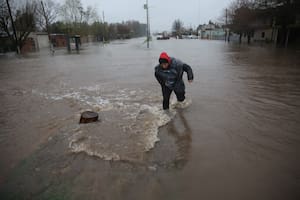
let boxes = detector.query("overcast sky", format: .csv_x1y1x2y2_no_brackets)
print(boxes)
65,0,233,32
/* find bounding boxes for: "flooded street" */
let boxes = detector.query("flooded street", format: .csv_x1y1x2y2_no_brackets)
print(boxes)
0,38,300,199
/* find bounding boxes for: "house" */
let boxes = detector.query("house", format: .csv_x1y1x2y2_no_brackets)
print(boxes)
252,0,299,46
20,32,50,53
36,32,50,49
198,24,226,40
21,36,36,53
50,34,67,47
253,28,278,43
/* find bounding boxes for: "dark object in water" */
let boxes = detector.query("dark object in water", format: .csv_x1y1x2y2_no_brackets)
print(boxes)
79,111,99,123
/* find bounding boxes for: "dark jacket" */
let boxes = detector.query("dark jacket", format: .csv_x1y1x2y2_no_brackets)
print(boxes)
155,57,194,91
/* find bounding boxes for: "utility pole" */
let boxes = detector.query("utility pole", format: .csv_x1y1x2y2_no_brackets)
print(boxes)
144,0,150,48
6,0,19,54
225,8,228,25
225,8,228,42
102,11,105,43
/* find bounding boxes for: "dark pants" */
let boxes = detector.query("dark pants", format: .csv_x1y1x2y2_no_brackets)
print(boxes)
162,86,185,110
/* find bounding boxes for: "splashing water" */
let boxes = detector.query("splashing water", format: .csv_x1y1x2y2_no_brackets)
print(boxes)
31,85,189,162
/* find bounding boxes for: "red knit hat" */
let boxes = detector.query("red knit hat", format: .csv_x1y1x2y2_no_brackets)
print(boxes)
159,52,171,64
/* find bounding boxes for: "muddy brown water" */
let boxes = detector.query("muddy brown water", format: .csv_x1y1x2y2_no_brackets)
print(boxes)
0,38,299,200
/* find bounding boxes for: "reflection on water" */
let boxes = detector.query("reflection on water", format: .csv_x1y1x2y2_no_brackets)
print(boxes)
0,39,299,199
166,110,192,169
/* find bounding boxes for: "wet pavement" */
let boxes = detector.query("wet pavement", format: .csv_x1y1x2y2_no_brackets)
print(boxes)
0,38,300,200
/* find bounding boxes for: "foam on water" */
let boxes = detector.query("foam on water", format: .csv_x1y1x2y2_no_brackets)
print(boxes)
69,104,175,161
32,85,181,162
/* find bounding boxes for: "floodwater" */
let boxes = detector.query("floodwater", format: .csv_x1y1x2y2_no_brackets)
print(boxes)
0,38,299,200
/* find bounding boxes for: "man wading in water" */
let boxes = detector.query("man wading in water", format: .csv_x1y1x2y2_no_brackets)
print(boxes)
155,52,194,110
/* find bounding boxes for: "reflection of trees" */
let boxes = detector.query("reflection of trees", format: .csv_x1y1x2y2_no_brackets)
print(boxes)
167,110,192,169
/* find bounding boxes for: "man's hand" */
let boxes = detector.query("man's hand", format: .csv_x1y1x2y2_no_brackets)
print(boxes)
188,80,193,83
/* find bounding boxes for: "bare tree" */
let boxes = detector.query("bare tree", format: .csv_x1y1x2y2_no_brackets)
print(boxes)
36,0,58,33
60,0,83,24
14,1,37,50
226,0,256,44
60,0,99,35
82,6,99,24
0,0,37,53
0,0,13,41
172,19,184,37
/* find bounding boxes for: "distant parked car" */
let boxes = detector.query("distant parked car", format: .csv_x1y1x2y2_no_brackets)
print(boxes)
157,35,170,40
184,35,198,39
188,35,198,39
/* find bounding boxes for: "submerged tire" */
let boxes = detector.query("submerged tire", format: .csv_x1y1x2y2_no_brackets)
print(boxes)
79,111,99,123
